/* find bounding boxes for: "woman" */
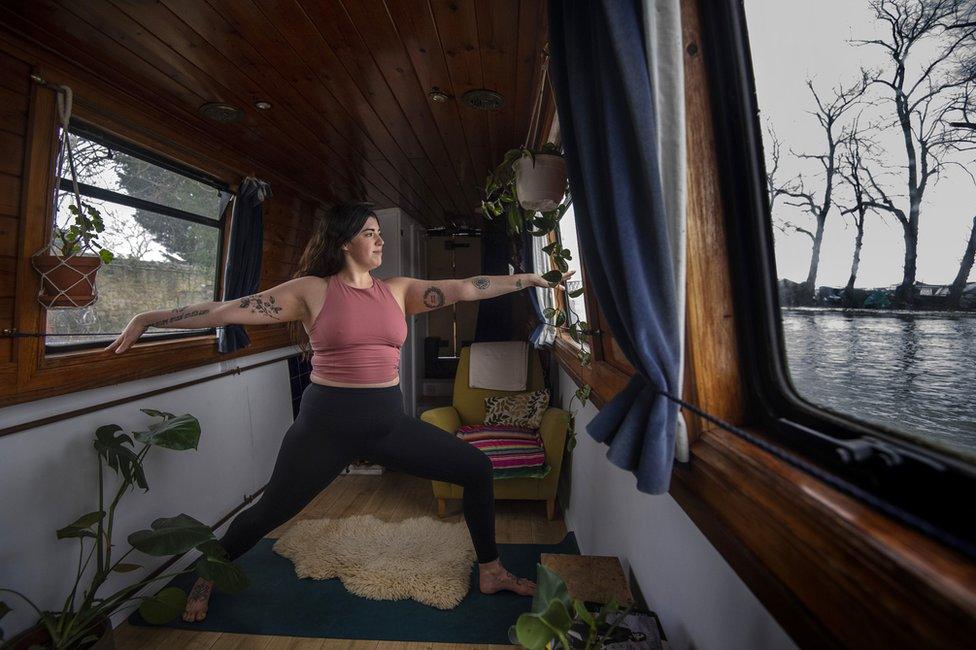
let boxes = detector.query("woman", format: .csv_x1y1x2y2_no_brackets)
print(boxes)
106,202,574,622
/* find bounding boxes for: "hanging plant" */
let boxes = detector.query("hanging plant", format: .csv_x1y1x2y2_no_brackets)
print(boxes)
32,202,115,308
30,83,115,309
482,144,593,453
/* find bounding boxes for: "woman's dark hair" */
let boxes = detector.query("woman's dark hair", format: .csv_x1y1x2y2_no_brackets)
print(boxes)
288,201,376,357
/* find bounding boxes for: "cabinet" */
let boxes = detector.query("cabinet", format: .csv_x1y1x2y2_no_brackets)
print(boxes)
371,208,427,417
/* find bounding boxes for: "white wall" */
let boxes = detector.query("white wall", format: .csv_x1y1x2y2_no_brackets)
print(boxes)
0,347,297,638
555,366,796,650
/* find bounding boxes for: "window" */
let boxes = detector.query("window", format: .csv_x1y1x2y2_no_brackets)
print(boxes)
704,0,975,553
46,124,230,351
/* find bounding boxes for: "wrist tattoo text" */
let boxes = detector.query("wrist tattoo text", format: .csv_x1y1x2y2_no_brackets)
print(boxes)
423,286,445,309
473,276,490,291
239,294,283,319
516,278,523,290
149,305,210,328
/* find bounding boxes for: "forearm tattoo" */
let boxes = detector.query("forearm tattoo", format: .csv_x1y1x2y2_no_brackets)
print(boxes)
149,305,210,327
239,294,283,319
516,278,523,290
473,276,490,290
423,286,445,309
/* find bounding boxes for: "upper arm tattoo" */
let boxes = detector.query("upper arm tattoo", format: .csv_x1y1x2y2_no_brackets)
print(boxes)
239,294,283,319
472,276,490,291
423,286,445,309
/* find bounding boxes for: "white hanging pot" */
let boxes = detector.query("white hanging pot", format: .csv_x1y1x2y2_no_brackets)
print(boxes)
514,152,566,212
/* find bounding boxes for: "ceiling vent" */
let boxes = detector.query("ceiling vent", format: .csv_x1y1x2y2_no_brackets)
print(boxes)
462,89,504,110
199,102,244,123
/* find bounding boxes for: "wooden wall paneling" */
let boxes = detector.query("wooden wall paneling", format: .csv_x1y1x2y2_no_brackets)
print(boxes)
681,0,746,426
251,0,450,225
514,0,547,149
107,0,406,212
0,10,323,207
333,0,474,214
476,0,521,170
10,0,309,194
0,85,29,132
383,0,484,215
427,0,494,196
0,131,24,176
0,174,20,216
179,0,439,222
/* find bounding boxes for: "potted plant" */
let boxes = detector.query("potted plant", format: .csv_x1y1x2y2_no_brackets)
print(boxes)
0,409,247,649
32,201,115,308
509,564,638,649
515,143,568,212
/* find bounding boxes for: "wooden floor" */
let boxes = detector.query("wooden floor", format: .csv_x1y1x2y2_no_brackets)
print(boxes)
113,470,568,649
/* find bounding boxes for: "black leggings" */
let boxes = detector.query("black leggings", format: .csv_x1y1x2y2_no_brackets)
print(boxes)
219,382,499,564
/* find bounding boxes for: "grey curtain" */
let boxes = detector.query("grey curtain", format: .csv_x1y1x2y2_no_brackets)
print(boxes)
218,177,271,354
549,0,682,493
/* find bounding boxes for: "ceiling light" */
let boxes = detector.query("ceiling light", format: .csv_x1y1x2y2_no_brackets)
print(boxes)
462,89,504,110
429,87,451,103
199,102,244,123
255,101,272,110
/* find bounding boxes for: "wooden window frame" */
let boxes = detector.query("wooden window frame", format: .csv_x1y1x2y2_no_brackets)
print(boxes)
544,0,976,646
3,77,288,407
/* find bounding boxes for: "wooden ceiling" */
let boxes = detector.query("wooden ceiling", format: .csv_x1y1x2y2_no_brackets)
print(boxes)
0,0,551,227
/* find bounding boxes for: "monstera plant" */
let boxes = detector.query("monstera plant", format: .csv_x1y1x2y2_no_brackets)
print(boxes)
0,409,247,649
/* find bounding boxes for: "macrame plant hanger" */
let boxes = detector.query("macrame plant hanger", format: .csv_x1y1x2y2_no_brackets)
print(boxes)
30,82,103,309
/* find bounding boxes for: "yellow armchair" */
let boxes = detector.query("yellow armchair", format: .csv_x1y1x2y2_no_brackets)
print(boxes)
420,345,570,520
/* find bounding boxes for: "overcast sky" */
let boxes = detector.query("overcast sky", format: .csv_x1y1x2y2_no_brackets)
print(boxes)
744,0,976,288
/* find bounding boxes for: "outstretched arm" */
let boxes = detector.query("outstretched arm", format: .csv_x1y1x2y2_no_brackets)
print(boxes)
389,270,575,317
104,276,314,354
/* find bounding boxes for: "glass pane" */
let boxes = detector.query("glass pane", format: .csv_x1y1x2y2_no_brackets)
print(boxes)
61,131,223,219
745,0,976,460
556,203,589,351
46,195,219,347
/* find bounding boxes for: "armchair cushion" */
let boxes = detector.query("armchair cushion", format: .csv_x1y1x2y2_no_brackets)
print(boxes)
484,389,550,428
420,406,461,434
456,424,550,479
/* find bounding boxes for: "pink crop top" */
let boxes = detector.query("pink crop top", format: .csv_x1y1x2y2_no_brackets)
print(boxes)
309,276,408,384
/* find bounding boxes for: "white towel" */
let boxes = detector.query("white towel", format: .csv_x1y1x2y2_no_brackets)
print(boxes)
468,341,529,391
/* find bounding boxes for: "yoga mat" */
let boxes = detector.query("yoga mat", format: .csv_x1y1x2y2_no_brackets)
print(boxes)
128,531,580,643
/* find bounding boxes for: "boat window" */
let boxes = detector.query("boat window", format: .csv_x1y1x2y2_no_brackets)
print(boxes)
708,0,976,554
554,202,589,350
45,125,229,352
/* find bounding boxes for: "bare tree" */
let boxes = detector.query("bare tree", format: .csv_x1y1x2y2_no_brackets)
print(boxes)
855,0,976,304
777,76,869,303
947,215,976,307
837,121,874,306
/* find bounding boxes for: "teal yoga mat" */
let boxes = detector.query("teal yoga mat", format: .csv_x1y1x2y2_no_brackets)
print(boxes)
129,531,580,643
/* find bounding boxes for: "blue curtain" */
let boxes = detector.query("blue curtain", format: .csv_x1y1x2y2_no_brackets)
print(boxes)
218,178,271,354
549,0,681,493
473,228,517,342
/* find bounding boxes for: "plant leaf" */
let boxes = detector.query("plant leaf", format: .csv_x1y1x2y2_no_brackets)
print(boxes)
195,556,250,594
138,586,186,625
113,563,142,573
133,414,201,451
128,514,214,556
515,612,556,650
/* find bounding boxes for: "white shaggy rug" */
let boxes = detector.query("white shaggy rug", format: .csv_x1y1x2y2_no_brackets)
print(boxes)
272,514,477,609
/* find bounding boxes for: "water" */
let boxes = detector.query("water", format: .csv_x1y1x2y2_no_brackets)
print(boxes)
781,309,976,461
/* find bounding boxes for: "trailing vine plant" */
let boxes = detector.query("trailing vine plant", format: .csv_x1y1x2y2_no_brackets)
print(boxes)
481,143,593,453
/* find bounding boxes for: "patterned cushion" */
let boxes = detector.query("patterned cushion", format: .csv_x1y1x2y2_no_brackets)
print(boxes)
483,389,550,429
456,424,550,479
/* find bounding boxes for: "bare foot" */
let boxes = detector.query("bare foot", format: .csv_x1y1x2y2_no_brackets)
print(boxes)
182,577,214,622
478,560,536,596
